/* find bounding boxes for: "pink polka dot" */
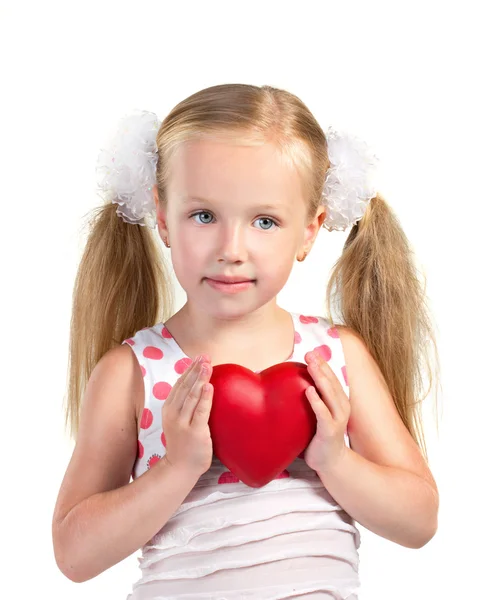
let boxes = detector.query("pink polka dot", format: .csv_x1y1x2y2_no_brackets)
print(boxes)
299,315,319,324
140,365,146,377
327,327,339,338
124,338,135,346
174,357,192,374
137,440,144,458
143,346,164,360
161,432,166,448
275,470,290,479
294,331,302,344
218,471,240,484
314,344,332,361
161,326,173,339
341,365,349,386
153,381,172,400
147,454,161,470
140,408,153,429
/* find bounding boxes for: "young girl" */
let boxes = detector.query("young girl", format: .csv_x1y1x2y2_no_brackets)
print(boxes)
52,84,440,599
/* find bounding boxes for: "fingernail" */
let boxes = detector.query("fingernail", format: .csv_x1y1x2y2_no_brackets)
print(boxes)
309,352,318,365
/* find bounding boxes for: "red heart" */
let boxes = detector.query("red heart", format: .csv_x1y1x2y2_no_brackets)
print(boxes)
208,362,317,488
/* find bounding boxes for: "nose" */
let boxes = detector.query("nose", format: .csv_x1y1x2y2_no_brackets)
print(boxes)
217,221,248,263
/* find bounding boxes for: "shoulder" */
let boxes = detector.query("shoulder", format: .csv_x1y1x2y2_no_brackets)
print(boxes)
332,325,403,396
103,341,145,391
106,341,144,373
323,323,370,383
332,324,366,353
311,317,363,354
97,343,145,423
331,324,387,397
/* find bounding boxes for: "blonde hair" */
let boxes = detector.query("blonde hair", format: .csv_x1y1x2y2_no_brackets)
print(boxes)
64,83,440,462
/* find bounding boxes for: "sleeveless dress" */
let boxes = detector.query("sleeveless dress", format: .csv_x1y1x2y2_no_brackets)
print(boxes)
122,311,361,599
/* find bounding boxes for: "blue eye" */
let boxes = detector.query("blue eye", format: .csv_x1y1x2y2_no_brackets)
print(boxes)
190,212,279,230
192,211,214,225
255,217,277,231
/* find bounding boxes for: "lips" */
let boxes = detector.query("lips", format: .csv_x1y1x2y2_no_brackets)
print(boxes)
205,278,255,294
207,276,255,284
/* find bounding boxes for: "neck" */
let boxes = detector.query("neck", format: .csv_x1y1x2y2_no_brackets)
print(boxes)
178,301,286,345
165,302,295,370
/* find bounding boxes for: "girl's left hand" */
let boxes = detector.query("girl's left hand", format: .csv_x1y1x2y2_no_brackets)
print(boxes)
303,350,351,474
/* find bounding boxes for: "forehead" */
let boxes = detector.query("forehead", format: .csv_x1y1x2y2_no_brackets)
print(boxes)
169,138,304,208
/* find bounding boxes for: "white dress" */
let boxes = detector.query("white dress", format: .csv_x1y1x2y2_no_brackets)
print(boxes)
122,311,361,599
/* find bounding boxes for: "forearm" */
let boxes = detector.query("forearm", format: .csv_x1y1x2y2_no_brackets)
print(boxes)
53,458,199,582
318,447,439,548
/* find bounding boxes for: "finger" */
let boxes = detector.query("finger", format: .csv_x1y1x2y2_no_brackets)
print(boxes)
191,382,214,428
314,360,350,415
179,362,211,421
306,353,341,387
165,358,196,407
306,386,332,423
168,358,203,411
307,360,339,419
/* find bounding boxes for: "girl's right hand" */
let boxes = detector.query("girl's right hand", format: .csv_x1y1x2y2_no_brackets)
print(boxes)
161,355,214,477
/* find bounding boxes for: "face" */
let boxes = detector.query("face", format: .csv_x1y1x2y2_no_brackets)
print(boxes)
154,137,325,319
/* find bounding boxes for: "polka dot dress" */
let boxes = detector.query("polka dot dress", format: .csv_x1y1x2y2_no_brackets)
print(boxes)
123,312,361,600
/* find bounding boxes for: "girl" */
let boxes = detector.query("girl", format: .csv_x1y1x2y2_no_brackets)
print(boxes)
52,83,440,599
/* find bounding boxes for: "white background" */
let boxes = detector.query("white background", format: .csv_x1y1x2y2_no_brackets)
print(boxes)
1,1,497,598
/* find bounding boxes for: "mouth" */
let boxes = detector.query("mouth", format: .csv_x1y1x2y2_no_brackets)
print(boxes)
204,277,256,293
207,277,255,284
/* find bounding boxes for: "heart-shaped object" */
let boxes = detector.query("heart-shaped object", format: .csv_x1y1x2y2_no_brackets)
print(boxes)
208,362,318,487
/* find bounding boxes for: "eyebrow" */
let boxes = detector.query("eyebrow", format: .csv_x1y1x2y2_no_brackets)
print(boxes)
185,196,290,213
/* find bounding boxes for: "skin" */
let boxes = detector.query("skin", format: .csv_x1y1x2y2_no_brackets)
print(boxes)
153,137,326,358
153,137,439,549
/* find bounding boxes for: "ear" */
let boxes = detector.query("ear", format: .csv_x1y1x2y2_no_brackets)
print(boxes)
153,184,169,241
300,205,327,254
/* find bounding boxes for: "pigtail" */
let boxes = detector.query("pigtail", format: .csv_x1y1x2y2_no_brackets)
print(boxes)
63,202,173,440
326,193,441,462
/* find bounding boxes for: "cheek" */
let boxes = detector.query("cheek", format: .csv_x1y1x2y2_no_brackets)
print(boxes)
258,252,295,286
174,224,203,251
170,237,203,277
258,233,297,262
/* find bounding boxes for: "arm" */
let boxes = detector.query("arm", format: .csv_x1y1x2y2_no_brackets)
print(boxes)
52,345,199,583
318,326,439,549
318,447,438,548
